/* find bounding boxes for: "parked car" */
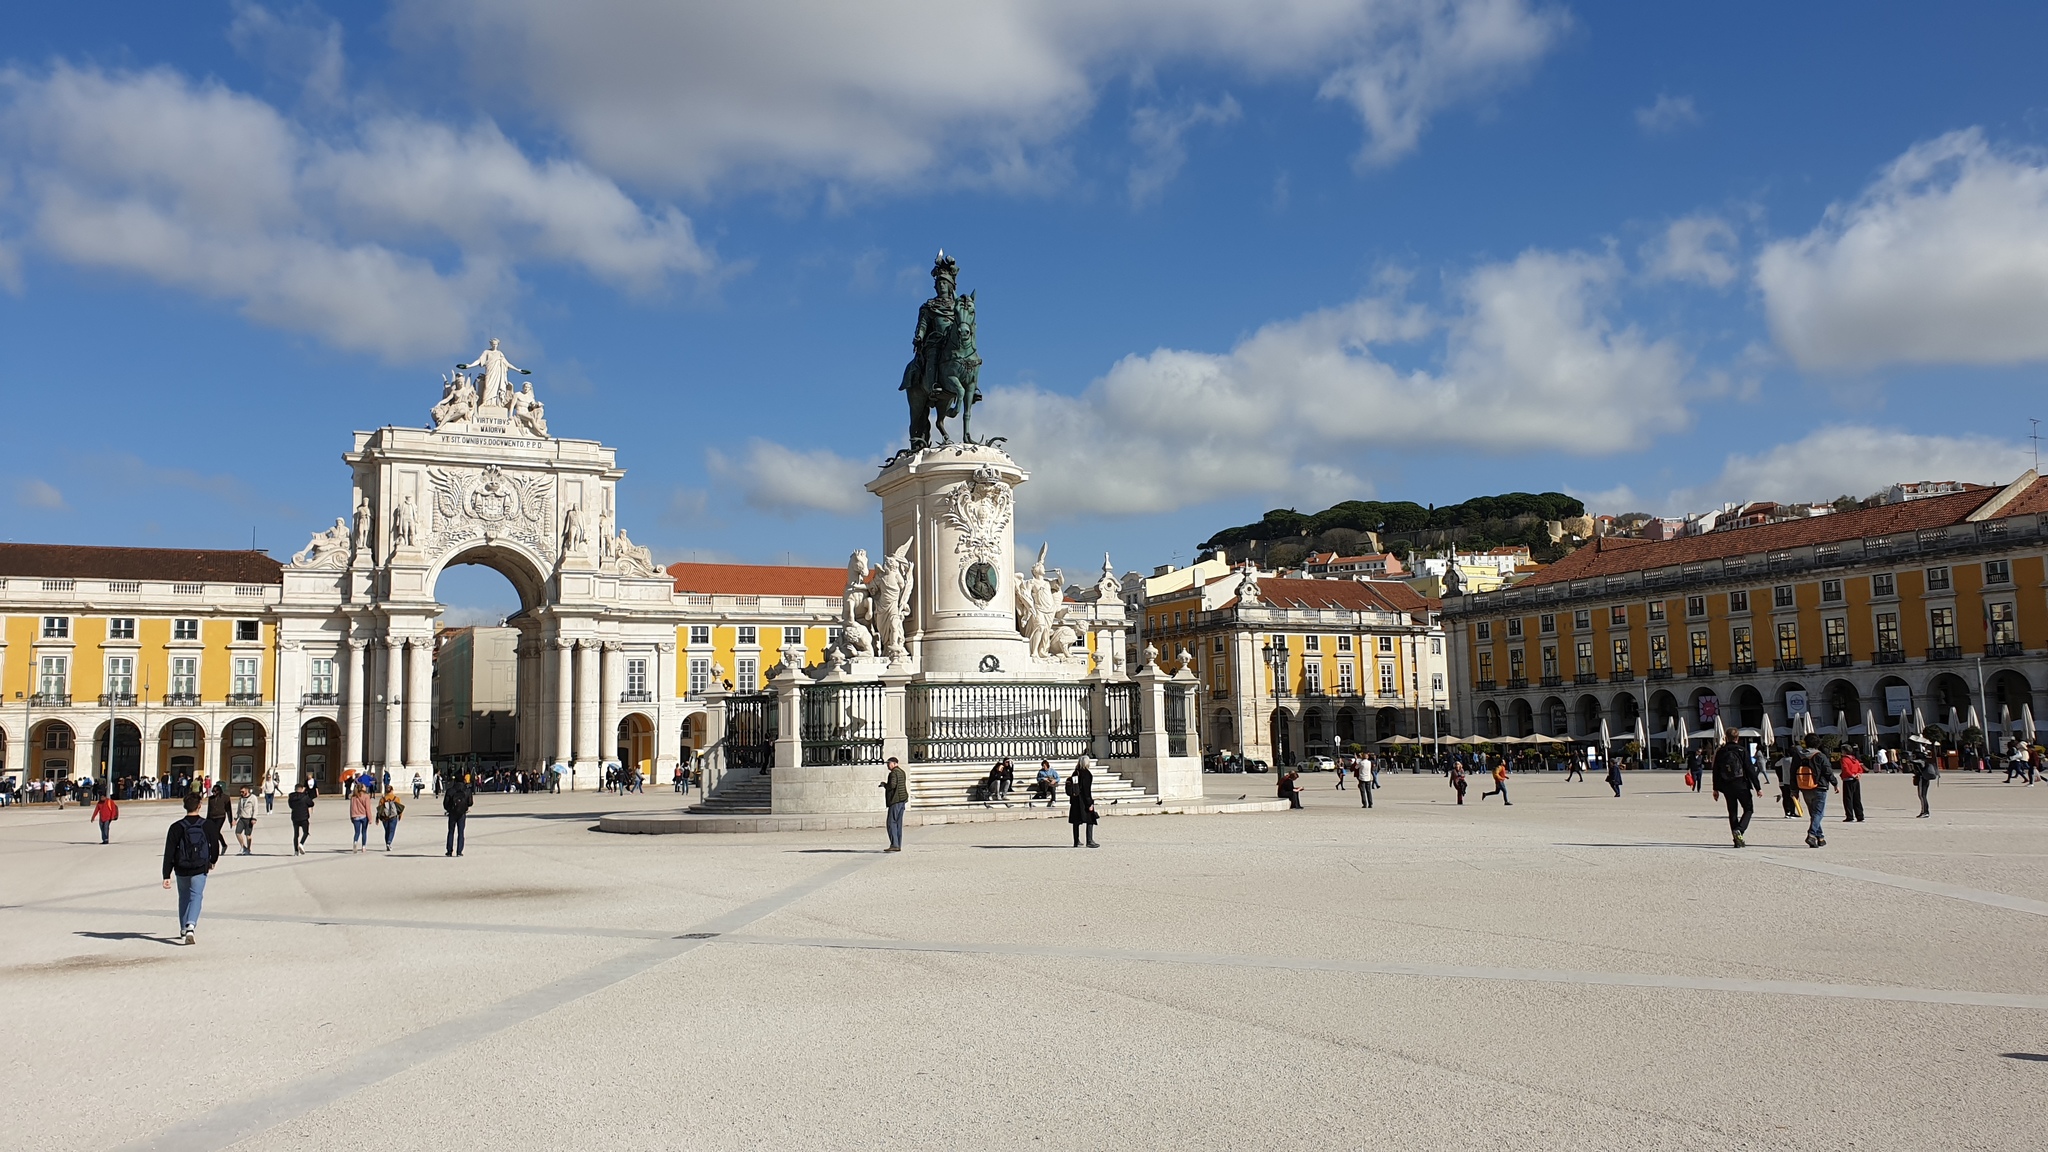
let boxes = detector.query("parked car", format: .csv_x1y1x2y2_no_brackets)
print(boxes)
1242,758,1270,774
1304,755,1336,772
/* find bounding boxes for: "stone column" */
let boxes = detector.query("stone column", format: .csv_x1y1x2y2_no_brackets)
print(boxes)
515,638,537,772
653,642,678,780
342,638,366,774
574,640,600,772
598,641,621,773
382,637,402,771
406,636,432,774
553,639,574,777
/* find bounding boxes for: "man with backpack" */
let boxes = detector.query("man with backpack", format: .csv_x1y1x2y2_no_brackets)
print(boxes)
161,794,218,945
1710,729,1761,848
1795,740,1838,848
443,772,474,857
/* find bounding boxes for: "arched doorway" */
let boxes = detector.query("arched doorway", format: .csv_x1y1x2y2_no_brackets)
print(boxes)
1821,680,1861,731
433,550,545,774
1612,692,1640,730
1776,681,1808,729
1731,685,1764,729
1648,690,1679,733
1574,694,1602,737
300,719,341,792
1303,708,1327,758
1212,708,1235,751
1508,698,1533,737
1540,695,1567,736
31,720,74,784
92,720,142,786
1927,672,1972,730
1477,700,1502,738
1375,707,1399,741
617,713,654,777
158,719,205,789
1987,670,2034,742
1270,707,1294,765
1334,707,1357,748
680,712,708,758
222,718,267,790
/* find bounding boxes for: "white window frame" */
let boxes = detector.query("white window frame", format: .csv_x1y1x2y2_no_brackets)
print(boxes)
1336,662,1354,694
171,656,199,697
689,625,711,646
172,618,200,641
235,619,260,642
688,658,712,696
231,656,260,697
735,656,759,689
39,654,68,696
309,658,336,696
1302,661,1322,694
736,625,758,646
41,616,69,640
105,656,135,696
1379,662,1397,695
783,626,804,646
107,617,137,640
626,658,649,696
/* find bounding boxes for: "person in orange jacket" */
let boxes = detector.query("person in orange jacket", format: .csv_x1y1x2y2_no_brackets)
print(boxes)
1480,759,1511,805
89,792,120,844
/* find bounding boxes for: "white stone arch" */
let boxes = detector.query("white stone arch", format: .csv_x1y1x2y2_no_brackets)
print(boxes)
425,540,553,616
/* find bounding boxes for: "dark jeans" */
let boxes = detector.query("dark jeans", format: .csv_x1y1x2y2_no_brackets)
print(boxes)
1723,788,1755,838
264,793,274,813
1803,789,1829,840
292,819,310,850
1608,778,1622,797
204,816,227,859
1359,781,1373,808
383,818,398,847
1691,772,1703,792
446,813,467,854
1482,784,1508,802
885,802,905,848
1917,778,1932,815
1454,782,1466,805
1842,777,1865,821
1286,791,1302,809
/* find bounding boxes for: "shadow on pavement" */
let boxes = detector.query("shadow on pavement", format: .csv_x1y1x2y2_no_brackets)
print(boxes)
2000,1052,2048,1062
74,930,181,947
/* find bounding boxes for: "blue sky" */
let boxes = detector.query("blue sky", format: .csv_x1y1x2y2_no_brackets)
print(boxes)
5,1,2048,618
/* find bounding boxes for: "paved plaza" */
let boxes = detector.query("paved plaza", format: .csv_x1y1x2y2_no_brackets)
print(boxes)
3,771,2046,1151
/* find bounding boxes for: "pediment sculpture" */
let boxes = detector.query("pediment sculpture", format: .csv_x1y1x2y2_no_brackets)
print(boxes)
290,517,352,570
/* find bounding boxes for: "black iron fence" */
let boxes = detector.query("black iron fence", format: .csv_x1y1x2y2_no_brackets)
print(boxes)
724,692,776,773
801,682,886,766
1103,682,1139,760
908,682,1092,764
1165,686,1190,758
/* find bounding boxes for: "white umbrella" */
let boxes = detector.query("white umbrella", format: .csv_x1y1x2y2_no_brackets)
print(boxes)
1679,714,1692,748
2025,703,2038,743
1966,704,1981,733
1599,717,1612,756
1947,706,1961,734
1913,706,1927,739
1863,708,1879,755
1635,715,1649,751
1761,713,1776,751
2000,703,2012,740
1713,713,1727,745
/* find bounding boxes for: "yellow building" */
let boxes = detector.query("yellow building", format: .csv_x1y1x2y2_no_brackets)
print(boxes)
1443,472,2048,749
1,544,282,792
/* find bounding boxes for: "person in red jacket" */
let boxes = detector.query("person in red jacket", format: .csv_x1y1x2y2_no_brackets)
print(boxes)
89,792,119,844
1839,751,1867,823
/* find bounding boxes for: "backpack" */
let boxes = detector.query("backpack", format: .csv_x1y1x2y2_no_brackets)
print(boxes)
378,799,399,821
173,819,214,872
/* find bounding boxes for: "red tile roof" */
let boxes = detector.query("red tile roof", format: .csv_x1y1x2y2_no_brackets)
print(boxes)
1248,577,1432,616
667,562,846,597
1517,482,2018,587
0,543,282,584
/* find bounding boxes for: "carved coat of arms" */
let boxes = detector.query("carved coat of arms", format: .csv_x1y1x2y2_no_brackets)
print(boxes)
935,464,1013,567
425,465,556,562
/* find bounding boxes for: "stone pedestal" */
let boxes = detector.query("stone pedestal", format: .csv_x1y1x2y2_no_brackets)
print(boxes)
1131,661,1204,801
867,445,1029,680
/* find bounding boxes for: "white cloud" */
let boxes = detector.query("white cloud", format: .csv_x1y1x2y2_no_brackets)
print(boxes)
0,63,717,361
1128,95,1241,205
745,248,1691,523
15,479,66,510
399,0,1566,190
1669,425,2033,511
1633,93,1699,135
1757,129,2048,371
706,439,874,517
228,1,347,108
1643,214,1737,287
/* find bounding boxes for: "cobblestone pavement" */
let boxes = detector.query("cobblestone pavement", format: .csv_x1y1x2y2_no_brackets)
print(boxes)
3,771,2044,1151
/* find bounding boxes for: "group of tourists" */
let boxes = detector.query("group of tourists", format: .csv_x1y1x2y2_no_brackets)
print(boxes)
1703,731,1948,849
878,754,1100,852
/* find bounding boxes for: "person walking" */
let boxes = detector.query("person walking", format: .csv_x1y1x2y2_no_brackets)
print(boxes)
1773,750,1800,818
161,793,218,945
1564,756,1584,783
879,757,909,852
348,784,373,853
1605,757,1624,798
443,773,473,856
1067,755,1099,848
264,773,279,814
1688,749,1705,792
1480,760,1511,804
1839,750,1867,823
288,782,315,855
412,772,424,800
1449,763,1468,805
1914,752,1939,817
233,785,259,855
1710,729,1760,847
376,790,405,851
203,784,231,862
1796,742,1838,847
89,791,119,844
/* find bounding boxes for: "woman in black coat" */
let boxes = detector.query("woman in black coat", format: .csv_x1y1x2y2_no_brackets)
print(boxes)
1066,756,1098,848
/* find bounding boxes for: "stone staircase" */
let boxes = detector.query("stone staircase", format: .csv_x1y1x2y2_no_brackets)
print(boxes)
685,760,1153,814
905,760,1148,810
688,766,771,814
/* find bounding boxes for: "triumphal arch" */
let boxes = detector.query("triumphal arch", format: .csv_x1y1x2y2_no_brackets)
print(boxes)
276,342,685,786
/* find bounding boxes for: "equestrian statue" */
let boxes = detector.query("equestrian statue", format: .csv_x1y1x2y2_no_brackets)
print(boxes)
899,250,983,449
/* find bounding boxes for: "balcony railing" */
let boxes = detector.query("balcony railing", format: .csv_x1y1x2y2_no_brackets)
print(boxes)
1774,658,1806,672
1476,679,1497,692
1647,667,1673,681
1823,653,1854,668
97,693,138,707
620,691,655,704
1728,660,1756,675
301,692,338,706
1540,674,1562,688
1926,645,1961,662
226,692,264,706
1987,640,2025,658
30,692,70,706
1687,662,1714,678
1507,676,1528,690
1608,669,1633,683
163,692,201,706
1575,672,1599,686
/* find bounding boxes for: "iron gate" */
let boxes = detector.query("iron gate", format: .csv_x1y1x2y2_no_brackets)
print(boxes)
1103,682,1139,760
907,682,1092,764
723,693,776,773
801,682,886,765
